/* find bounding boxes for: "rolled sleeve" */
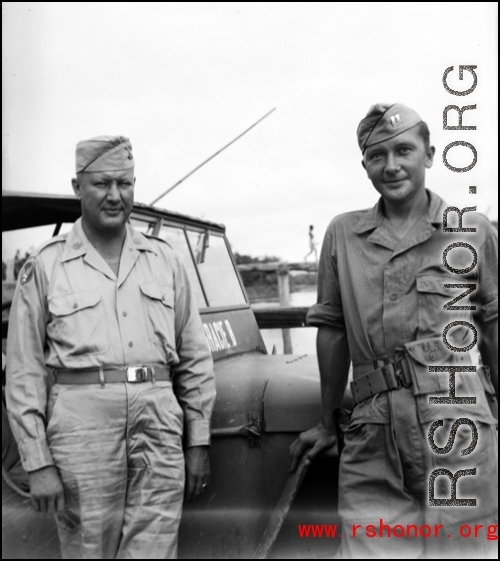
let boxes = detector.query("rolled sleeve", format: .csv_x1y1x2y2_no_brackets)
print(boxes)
307,222,345,329
6,259,55,472
172,258,216,447
307,303,345,328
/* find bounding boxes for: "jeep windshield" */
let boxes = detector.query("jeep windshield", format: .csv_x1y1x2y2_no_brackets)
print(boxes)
130,218,247,310
1,193,248,313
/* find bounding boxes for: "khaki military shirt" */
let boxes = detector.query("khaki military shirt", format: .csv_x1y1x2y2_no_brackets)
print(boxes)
6,218,216,472
308,189,498,426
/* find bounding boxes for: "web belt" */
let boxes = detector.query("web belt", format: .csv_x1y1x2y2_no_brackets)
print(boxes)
351,355,412,406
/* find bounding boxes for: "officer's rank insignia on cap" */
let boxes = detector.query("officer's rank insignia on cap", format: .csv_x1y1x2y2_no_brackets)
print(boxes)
390,114,402,128
357,103,422,153
20,262,35,285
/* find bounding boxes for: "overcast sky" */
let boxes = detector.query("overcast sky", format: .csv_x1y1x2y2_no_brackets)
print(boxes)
2,2,498,261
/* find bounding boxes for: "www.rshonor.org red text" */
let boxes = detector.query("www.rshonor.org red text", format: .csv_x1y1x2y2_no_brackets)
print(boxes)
297,520,498,540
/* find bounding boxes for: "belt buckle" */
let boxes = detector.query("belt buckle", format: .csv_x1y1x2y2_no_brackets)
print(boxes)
394,359,411,388
126,366,149,383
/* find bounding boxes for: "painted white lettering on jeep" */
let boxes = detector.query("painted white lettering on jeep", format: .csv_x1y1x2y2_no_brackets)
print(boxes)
209,324,222,351
203,324,216,352
215,321,230,348
203,320,238,352
225,320,237,346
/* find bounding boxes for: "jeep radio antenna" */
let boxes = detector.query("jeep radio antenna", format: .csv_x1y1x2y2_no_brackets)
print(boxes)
150,107,276,206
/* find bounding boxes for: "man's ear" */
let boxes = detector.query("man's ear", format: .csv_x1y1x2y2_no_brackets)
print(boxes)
71,177,81,198
425,145,436,169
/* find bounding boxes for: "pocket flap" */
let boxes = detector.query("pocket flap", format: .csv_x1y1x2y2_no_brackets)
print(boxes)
49,291,101,317
416,275,456,296
140,283,174,308
405,337,453,366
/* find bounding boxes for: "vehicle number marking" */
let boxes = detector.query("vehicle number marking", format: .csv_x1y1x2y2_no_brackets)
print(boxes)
203,320,237,352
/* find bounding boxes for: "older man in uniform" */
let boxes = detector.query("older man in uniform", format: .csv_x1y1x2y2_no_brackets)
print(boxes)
6,136,216,559
290,104,498,558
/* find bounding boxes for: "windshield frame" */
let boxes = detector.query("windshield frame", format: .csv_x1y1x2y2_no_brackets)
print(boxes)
158,218,249,312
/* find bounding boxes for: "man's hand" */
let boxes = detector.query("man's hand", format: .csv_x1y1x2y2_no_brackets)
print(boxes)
28,465,65,514
289,423,337,473
184,445,210,501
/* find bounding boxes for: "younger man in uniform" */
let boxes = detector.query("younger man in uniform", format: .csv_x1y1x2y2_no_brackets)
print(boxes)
290,104,498,558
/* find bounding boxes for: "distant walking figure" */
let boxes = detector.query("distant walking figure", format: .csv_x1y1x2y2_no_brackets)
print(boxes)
304,225,318,262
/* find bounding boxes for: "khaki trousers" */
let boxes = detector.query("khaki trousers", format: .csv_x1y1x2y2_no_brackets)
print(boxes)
338,386,498,559
47,381,185,559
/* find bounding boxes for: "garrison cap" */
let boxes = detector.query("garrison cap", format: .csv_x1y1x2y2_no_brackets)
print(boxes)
357,103,422,153
76,135,134,173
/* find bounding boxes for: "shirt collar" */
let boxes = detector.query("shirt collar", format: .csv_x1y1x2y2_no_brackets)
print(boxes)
61,218,87,262
123,221,157,254
61,218,157,262
353,189,447,235
426,189,447,226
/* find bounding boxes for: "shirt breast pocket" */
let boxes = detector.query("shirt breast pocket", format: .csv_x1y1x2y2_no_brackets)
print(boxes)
416,275,472,340
48,291,109,357
140,283,175,351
